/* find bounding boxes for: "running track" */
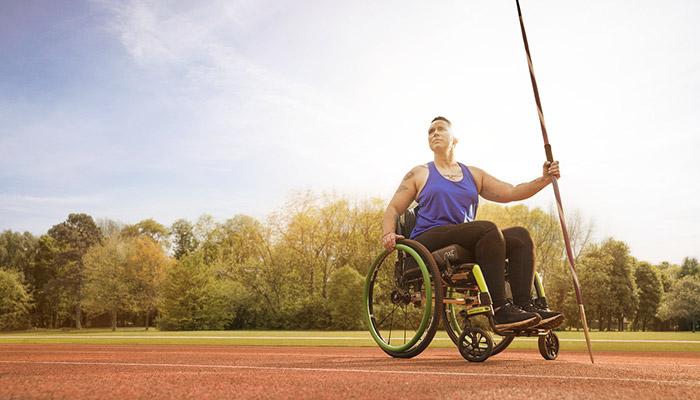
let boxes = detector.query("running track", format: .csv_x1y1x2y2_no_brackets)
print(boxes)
1,344,699,399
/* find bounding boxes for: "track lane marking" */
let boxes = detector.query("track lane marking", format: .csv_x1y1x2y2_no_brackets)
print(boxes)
1,360,699,386
2,336,699,344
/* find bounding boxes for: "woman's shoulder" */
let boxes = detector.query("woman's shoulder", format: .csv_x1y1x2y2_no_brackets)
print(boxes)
404,163,430,187
464,164,483,175
463,165,484,192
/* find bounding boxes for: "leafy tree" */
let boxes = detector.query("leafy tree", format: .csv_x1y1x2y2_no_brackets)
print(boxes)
277,191,375,300
657,275,700,332
632,262,663,331
601,239,638,331
576,243,614,330
655,261,679,292
170,219,198,260
47,213,103,329
193,214,226,266
573,239,638,331
128,236,173,329
214,214,290,329
217,215,263,265
158,252,236,330
96,218,126,239
122,219,170,247
327,265,364,330
0,230,38,282
31,235,61,328
338,198,384,277
82,235,137,331
0,268,32,330
679,257,699,278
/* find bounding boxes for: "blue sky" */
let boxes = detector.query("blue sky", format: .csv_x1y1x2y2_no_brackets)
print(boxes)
1,0,698,265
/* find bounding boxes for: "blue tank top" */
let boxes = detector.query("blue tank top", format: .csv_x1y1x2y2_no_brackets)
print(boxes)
410,162,479,239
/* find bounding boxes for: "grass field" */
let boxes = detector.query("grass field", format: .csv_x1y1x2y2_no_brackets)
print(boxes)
1,328,699,352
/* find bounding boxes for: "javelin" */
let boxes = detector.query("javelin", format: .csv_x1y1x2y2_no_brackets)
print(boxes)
515,0,594,364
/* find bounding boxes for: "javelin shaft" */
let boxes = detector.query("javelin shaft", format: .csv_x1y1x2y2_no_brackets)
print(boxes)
515,0,594,363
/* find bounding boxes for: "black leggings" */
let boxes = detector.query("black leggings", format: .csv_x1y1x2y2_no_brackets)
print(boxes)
414,221,535,308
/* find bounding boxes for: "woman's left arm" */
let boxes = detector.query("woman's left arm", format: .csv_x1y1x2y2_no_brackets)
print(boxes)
473,161,560,203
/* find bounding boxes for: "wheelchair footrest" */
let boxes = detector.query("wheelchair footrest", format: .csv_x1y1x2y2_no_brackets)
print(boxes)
494,328,551,337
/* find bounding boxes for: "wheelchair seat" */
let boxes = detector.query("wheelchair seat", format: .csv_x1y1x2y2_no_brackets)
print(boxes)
431,244,474,270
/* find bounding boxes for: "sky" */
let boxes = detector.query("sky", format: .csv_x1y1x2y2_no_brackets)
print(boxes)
1,0,698,265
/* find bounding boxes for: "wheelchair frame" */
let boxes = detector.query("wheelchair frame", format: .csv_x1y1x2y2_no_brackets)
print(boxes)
363,209,560,362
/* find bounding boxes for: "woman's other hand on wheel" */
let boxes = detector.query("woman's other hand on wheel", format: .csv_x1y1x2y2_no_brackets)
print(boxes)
382,232,404,252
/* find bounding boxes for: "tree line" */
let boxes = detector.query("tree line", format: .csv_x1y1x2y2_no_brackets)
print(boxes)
1,191,699,332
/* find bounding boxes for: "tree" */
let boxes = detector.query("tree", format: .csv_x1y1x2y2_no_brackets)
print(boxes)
327,265,364,330
0,230,39,328
217,215,263,265
158,252,235,330
31,235,62,328
122,219,170,247
574,239,639,331
96,218,126,239
601,239,638,331
128,236,173,330
214,213,291,329
656,261,680,292
82,235,137,331
576,244,614,330
48,213,103,329
632,262,663,331
657,275,700,332
0,268,32,330
679,257,699,278
170,219,198,260
0,230,38,280
277,191,368,300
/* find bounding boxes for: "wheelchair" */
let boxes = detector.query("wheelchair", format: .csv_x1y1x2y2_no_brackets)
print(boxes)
363,208,560,362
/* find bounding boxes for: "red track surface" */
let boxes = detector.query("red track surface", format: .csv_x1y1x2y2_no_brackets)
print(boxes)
1,344,699,399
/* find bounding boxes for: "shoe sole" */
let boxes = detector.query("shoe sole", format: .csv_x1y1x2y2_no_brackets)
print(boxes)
494,315,541,331
533,314,564,330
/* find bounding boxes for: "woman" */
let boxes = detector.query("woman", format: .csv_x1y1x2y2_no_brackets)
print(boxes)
381,116,564,330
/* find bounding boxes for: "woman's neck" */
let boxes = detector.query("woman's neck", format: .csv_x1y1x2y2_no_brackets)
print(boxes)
433,151,457,170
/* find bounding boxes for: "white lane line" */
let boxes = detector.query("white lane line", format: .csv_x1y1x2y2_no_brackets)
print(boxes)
1,336,699,344
1,360,698,387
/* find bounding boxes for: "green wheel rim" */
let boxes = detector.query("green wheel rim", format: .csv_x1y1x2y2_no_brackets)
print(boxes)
364,244,433,353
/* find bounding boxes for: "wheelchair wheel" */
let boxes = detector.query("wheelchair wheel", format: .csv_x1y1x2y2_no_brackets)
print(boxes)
538,331,559,360
443,289,514,356
364,239,443,358
458,327,493,362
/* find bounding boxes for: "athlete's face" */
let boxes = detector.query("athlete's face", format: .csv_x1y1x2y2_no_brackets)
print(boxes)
428,120,457,153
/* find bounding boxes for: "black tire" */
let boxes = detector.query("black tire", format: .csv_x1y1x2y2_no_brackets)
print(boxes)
364,239,444,358
458,327,493,362
442,290,514,356
538,331,559,360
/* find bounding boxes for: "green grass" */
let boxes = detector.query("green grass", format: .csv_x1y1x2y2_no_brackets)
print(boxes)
1,328,698,352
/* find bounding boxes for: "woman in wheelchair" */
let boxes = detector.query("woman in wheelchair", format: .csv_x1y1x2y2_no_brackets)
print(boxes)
381,116,564,331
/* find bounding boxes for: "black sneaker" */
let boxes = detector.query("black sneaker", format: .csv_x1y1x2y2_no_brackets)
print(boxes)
493,301,541,330
519,302,564,330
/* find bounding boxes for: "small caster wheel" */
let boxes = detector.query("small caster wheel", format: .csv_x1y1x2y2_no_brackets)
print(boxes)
538,331,559,360
458,327,493,362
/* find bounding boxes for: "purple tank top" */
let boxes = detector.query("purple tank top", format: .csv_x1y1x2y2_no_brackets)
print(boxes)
410,162,479,239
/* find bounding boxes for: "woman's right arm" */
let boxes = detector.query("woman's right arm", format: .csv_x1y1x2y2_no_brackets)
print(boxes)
381,167,422,251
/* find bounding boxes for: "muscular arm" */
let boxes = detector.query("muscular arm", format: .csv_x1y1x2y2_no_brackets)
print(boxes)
382,170,418,235
471,161,560,203
381,165,426,250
